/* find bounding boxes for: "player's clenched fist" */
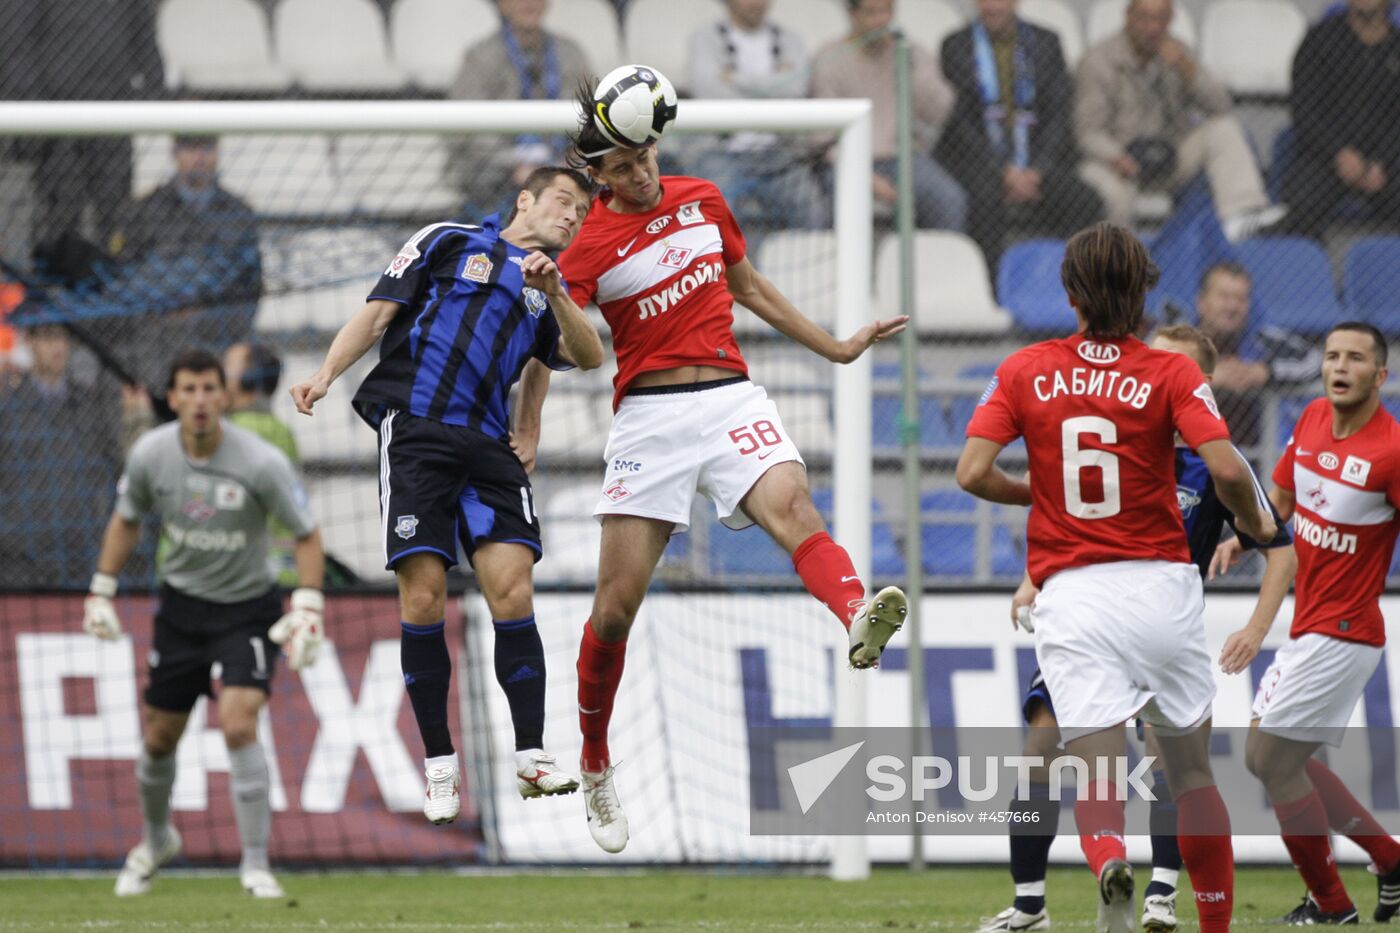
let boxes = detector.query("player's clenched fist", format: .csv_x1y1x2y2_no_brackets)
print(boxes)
82,572,123,640
289,377,329,416
520,251,565,295
269,587,325,671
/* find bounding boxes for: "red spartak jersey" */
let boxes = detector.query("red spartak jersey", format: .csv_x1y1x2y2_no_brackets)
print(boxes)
968,333,1232,587
1272,398,1400,647
558,176,749,410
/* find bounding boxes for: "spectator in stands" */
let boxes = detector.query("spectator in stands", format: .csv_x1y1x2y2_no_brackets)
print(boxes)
447,0,592,216
687,0,826,230
0,0,164,249
1191,261,1321,445
937,0,1103,263
0,324,126,588
42,135,262,394
224,341,301,586
811,0,968,231
1074,0,1285,241
1283,0,1400,236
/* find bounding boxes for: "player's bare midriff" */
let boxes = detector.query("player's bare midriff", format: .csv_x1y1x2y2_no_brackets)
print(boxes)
629,364,738,389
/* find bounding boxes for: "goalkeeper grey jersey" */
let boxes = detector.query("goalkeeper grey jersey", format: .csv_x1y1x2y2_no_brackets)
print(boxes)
116,421,316,603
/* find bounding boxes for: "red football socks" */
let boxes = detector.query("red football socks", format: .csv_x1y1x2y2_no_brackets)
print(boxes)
577,619,627,773
1276,790,1354,914
1176,786,1235,932
1075,781,1127,878
1306,758,1400,873
791,532,866,630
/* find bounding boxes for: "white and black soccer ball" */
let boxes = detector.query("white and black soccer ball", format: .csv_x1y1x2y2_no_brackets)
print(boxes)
591,64,678,148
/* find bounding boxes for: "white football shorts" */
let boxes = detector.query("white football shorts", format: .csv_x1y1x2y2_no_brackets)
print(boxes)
1030,559,1214,742
593,379,804,533
1251,632,1382,746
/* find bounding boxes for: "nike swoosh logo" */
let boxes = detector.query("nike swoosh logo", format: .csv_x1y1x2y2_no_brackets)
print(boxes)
1297,448,1310,456
757,449,779,460
841,575,860,583
579,706,601,715
616,236,638,257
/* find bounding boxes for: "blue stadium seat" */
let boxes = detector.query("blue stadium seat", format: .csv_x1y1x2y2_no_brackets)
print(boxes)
922,523,975,577
958,361,1000,380
707,523,792,577
991,526,1025,577
1235,237,1343,337
872,395,966,450
1343,237,1400,331
997,240,1073,333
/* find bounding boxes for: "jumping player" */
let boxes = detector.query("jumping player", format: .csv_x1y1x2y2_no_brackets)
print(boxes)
1214,322,1400,925
84,350,325,899
556,83,910,853
957,223,1277,933
290,167,605,824
979,324,1295,933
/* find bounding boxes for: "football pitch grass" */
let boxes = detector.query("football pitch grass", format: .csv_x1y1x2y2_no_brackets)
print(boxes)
0,865,1367,930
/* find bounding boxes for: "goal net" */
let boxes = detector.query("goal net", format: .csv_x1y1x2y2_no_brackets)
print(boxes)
0,99,881,869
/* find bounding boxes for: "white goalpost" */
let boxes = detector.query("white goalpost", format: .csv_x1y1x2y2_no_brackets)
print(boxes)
0,99,875,876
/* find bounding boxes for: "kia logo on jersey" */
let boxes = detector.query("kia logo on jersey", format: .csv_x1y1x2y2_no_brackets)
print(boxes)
1077,341,1121,365
646,216,670,234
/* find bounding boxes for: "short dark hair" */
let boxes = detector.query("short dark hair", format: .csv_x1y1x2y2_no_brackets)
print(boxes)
1060,222,1161,340
239,342,283,397
1328,321,1389,367
173,134,217,150
167,348,225,389
567,79,619,170
1153,323,1219,375
505,166,594,223
1198,260,1251,294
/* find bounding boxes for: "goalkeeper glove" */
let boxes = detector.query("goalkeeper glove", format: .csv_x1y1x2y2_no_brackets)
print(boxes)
83,572,123,640
269,587,325,671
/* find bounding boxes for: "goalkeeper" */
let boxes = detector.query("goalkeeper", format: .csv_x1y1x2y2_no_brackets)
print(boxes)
83,349,324,900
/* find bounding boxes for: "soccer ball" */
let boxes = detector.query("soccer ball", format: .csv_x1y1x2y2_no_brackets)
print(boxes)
591,64,678,148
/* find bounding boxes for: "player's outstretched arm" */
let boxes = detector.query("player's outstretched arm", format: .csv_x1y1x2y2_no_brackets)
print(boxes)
290,299,401,415
725,257,907,364
1219,543,1296,674
82,512,141,640
1197,440,1277,543
956,437,1033,506
511,359,551,474
521,251,604,370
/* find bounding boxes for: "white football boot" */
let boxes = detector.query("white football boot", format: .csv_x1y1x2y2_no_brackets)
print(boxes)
1141,891,1177,932
423,758,461,825
848,586,908,669
1096,859,1136,933
516,750,580,799
241,867,285,899
977,905,1051,931
582,765,629,853
114,826,182,896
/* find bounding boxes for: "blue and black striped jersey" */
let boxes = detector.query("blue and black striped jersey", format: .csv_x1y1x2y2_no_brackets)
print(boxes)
1175,444,1292,577
352,215,573,440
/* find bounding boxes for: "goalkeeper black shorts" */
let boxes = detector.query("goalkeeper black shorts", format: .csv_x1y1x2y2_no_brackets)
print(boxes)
144,584,282,712
376,410,543,572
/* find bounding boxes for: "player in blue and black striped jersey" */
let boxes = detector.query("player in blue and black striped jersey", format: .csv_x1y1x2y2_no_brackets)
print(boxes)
290,167,605,824
980,325,1296,933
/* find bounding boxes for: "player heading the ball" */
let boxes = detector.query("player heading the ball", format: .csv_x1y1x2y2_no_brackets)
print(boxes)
557,65,910,855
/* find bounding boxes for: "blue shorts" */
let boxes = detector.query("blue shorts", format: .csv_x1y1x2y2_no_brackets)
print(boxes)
1022,667,1056,723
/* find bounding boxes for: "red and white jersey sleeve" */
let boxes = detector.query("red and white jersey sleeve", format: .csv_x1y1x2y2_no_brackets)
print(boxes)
967,334,1231,587
558,176,749,410
1272,398,1400,646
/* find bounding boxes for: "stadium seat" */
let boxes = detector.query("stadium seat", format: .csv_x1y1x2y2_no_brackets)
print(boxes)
546,0,624,75
1343,237,1400,331
875,232,1012,334
997,239,1073,333
750,231,838,334
275,0,406,91
708,521,794,577
1235,237,1344,337
389,0,497,91
809,488,906,578
156,0,291,92
1086,0,1196,49
991,525,1025,577
769,0,849,60
335,135,460,214
219,134,351,216
897,0,965,56
622,0,720,94
1019,0,1084,66
1200,0,1306,96
872,394,969,452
